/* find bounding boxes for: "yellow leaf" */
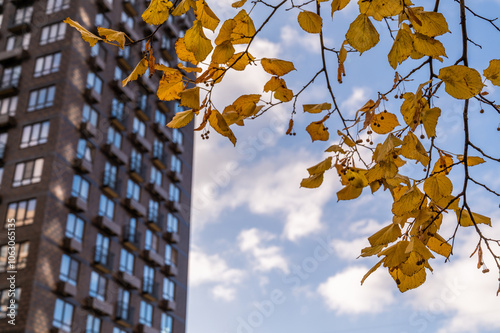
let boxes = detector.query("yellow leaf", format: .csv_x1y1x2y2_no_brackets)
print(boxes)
332,0,350,16
432,154,453,175
325,144,345,153
274,87,293,102
179,87,200,110
195,0,220,31
307,157,333,175
361,259,384,285
209,110,237,146
412,11,449,37
157,69,184,101
439,65,485,99
263,77,284,92
178,63,202,73
406,237,434,260
171,0,195,16
380,241,410,268
215,19,236,45
424,174,453,204
457,155,486,166
421,107,440,138
297,11,323,34
232,94,261,116
184,20,213,62
167,110,195,128
122,58,148,86
346,14,379,54
413,33,447,61
455,210,491,227
360,245,385,258
389,265,426,292
388,24,413,69
392,186,425,216
64,17,102,46
337,130,356,147
175,38,199,65
337,185,363,201
142,0,173,25
303,103,331,114
359,0,404,21
232,10,256,44
306,121,329,142
232,0,247,8
261,58,296,76
365,160,398,184
227,52,254,71
345,169,368,188
300,173,324,189
368,224,401,247
211,40,235,64
426,235,452,258
370,110,399,134
484,59,500,86
97,27,128,49
400,132,430,166
373,133,403,162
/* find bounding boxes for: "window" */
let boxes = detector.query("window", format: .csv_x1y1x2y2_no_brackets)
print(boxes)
86,314,101,333
167,213,178,234
153,139,164,160
13,158,44,187
0,96,18,116
170,155,182,173
53,299,73,332
161,313,173,333
116,288,130,321
155,109,166,125
164,244,177,266
107,126,122,149
34,52,61,77
20,120,50,148
169,184,180,203
59,254,79,286
132,117,146,137
172,128,183,145
0,167,3,189
130,148,142,172
6,33,30,51
0,288,21,319
95,13,111,29
114,66,127,81
76,138,93,162
65,213,84,242
40,22,66,45
0,133,6,162
71,175,90,201
143,264,155,294
111,98,126,122
95,233,110,265
114,327,127,333
160,34,171,50
0,242,29,272
150,166,162,186
139,301,153,327
137,93,148,111
148,200,159,223
82,104,99,127
103,162,118,189
119,248,134,275
163,278,175,301
117,46,130,61
173,101,184,113
6,198,36,227
1,65,21,88
86,72,103,94
89,271,107,301
14,6,33,25
47,0,70,14
144,229,158,252
121,12,134,29
27,85,56,111
90,42,107,61
98,195,115,220
126,179,140,201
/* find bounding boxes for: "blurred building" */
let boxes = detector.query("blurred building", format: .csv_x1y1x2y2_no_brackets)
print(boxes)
0,1,193,332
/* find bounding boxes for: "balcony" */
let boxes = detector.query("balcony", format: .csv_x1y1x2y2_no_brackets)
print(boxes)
0,82,19,97
56,280,77,297
146,183,169,201
142,249,164,267
135,103,152,122
159,299,176,312
116,53,133,71
102,143,128,165
93,216,121,236
129,162,146,183
142,279,160,302
115,302,135,327
122,226,141,252
123,0,139,17
123,198,147,217
160,45,173,61
96,0,113,12
67,196,88,212
152,122,172,142
115,271,141,289
166,200,181,213
0,114,16,128
102,173,120,198
167,170,183,183
169,141,184,154
93,246,114,273
0,48,29,65
146,213,164,233
62,236,83,253
163,231,180,244
80,121,97,138
129,132,152,152
110,108,128,131
109,79,134,101
85,296,113,316
157,100,171,114
83,87,101,104
139,76,156,94
0,143,6,165
152,152,168,170
8,18,31,34
135,324,160,333
88,54,105,71
161,263,178,277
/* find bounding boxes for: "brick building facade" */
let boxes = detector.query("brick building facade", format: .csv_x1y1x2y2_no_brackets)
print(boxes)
0,1,193,333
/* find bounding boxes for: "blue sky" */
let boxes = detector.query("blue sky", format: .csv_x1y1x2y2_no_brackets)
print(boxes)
185,1,500,333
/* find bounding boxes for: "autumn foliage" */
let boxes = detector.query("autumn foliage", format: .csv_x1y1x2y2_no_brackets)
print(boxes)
66,0,500,294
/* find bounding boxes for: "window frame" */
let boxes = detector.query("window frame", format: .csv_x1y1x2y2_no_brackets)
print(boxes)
5,198,36,227
13,158,44,187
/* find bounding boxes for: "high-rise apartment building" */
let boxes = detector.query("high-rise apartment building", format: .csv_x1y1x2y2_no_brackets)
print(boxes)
0,1,193,332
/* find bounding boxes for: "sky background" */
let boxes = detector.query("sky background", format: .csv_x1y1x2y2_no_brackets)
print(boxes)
184,1,500,332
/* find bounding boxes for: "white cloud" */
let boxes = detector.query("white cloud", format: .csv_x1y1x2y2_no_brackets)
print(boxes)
317,266,396,315
280,25,321,53
212,285,238,302
341,87,371,116
238,228,289,274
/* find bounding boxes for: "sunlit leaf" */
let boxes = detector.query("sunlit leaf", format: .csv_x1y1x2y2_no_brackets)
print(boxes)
308,157,333,175
157,68,184,101
426,234,452,258
306,121,329,142
64,18,103,46
142,0,173,25
297,11,323,34
300,173,324,188
337,185,363,200
392,186,425,216
421,107,440,138
175,37,199,65
388,24,413,69
261,58,296,76
209,110,237,146
345,14,379,54
303,103,331,114
368,224,401,246
332,0,350,16
195,0,220,31
97,27,128,49
412,10,449,37
167,110,195,128
455,210,492,227
122,58,148,86
228,52,254,71
457,155,486,166
212,40,235,64
184,20,213,62
484,59,500,86
232,10,256,44
179,87,200,110
439,65,485,99
370,110,400,134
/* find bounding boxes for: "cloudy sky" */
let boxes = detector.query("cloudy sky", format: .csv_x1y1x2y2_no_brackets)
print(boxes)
185,1,500,333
